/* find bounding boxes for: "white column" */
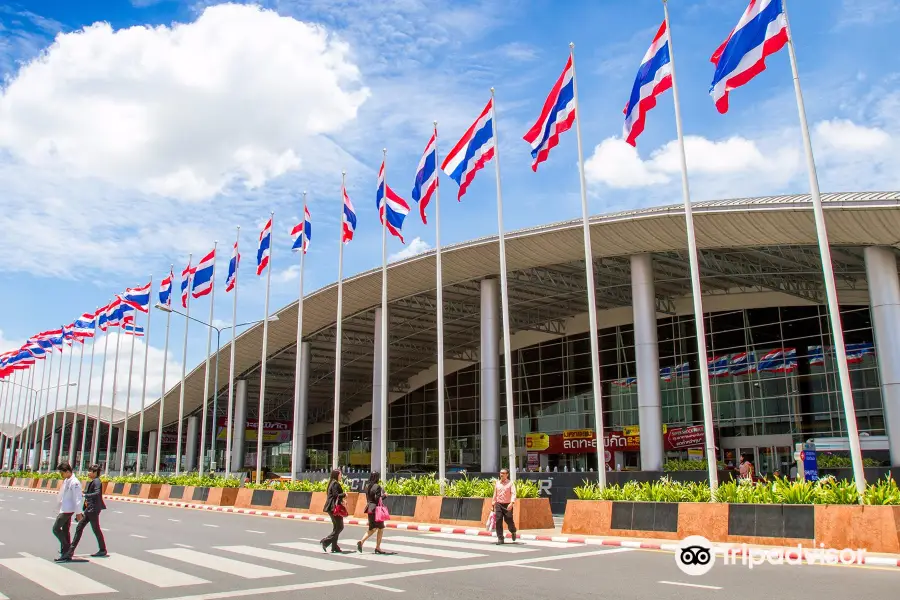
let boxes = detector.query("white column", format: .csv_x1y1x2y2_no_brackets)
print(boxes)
116,424,126,472
293,341,310,474
371,307,388,473
146,430,158,472
480,278,501,472
864,246,900,467
185,415,199,472
231,380,248,473
631,254,664,471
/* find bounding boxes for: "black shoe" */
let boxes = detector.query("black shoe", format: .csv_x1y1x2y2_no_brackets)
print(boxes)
511,532,517,542
321,542,328,553
331,546,342,553
374,548,394,555
495,540,505,545
54,556,72,563
91,551,108,558
356,541,363,553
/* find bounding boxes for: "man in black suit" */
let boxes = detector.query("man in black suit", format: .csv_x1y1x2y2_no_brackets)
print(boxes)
65,464,107,559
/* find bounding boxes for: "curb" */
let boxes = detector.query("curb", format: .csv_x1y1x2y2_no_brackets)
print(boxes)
6,486,899,568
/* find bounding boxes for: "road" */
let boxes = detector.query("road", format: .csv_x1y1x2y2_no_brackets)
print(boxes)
0,488,897,600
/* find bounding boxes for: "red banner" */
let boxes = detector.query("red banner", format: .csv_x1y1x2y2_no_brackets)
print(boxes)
533,425,706,455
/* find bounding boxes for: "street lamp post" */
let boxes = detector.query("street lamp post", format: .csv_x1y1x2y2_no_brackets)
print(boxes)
155,303,276,473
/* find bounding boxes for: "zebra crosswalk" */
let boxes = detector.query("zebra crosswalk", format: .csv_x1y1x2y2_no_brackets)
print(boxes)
0,533,562,598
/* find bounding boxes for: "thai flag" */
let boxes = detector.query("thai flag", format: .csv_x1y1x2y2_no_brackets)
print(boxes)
846,342,875,364
757,347,797,373
623,20,672,146
524,55,576,170
342,185,357,243
106,297,134,328
808,345,825,366
122,323,145,337
159,269,174,306
29,329,64,353
96,304,110,332
291,206,312,254
708,355,730,377
709,0,788,114
730,351,757,375
675,362,690,378
7,350,35,370
612,377,637,388
411,129,438,224
180,261,195,308
376,160,410,244
72,312,97,340
62,323,75,346
24,342,48,359
225,242,240,293
257,217,272,276
441,98,495,200
29,328,63,342
122,282,152,313
192,248,216,299
660,366,673,382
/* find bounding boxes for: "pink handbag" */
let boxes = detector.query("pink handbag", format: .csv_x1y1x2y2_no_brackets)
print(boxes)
374,498,390,523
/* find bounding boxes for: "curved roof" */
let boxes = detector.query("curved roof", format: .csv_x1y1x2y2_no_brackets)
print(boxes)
24,191,900,435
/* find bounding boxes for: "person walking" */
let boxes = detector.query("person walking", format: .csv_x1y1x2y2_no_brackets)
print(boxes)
357,471,390,555
52,461,83,562
321,469,347,553
491,468,517,545
66,464,107,559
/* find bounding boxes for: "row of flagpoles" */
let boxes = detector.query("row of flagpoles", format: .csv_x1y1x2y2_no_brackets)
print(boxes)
0,0,866,497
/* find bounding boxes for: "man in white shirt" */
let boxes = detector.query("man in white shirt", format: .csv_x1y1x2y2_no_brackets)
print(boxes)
52,461,83,563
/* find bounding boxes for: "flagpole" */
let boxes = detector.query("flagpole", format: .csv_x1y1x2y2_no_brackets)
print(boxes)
662,0,719,492
200,242,218,474
569,44,608,487
433,123,448,494
489,89,519,479
105,322,124,475
379,149,390,479
291,194,308,480
332,173,346,472
176,255,193,475
119,317,139,473
67,338,86,462
781,0,865,499
226,233,240,477
0,377,11,468
57,339,76,465
156,272,173,476
79,323,98,471
136,277,154,476
21,369,36,469
14,370,29,469
256,212,274,484
92,326,112,465
43,347,65,473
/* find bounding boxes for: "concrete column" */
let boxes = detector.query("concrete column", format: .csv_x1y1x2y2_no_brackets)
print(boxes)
185,415,199,472
371,308,389,473
865,246,900,466
631,254,664,471
30,430,40,471
480,278,501,472
147,430,158,472
231,380,248,473
49,430,60,470
292,342,311,474
116,425,126,471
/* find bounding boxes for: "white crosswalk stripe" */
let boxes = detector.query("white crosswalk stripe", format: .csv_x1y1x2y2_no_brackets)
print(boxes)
88,553,210,588
148,547,292,579
216,545,362,572
425,533,576,548
0,555,117,595
363,542,485,559
281,541,429,565
386,535,535,553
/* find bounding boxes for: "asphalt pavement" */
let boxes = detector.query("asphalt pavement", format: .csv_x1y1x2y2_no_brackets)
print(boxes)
0,488,897,600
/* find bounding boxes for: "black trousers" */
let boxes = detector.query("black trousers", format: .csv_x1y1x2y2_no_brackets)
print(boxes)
52,513,73,555
70,512,106,555
494,503,516,539
321,514,344,550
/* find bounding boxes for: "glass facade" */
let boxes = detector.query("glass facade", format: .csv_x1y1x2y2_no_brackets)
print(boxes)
308,304,884,473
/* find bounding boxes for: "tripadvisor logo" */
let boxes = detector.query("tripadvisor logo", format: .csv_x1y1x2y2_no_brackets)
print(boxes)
675,536,715,576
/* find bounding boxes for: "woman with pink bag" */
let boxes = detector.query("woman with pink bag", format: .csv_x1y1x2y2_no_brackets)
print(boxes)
357,471,392,555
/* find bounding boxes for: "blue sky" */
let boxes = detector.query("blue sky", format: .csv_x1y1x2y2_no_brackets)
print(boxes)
0,0,897,411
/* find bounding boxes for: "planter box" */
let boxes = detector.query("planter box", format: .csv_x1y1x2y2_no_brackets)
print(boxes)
350,495,553,530
815,504,900,554
109,483,162,500
0,477,12,486
16,478,37,488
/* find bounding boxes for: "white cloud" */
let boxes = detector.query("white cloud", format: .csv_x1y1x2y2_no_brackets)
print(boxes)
272,264,303,285
389,237,431,262
814,119,891,153
0,329,24,355
584,137,669,188
0,3,369,201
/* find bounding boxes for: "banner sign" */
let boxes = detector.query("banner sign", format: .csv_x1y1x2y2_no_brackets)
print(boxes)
529,425,707,455
216,418,292,444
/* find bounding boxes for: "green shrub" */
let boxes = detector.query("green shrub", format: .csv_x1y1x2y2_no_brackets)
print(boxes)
269,479,328,492
446,476,493,498
863,475,900,505
663,459,726,472
514,478,540,499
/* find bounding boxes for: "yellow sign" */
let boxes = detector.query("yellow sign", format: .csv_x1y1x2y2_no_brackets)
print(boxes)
623,425,640,437
525,433,550,451
562,429,593,440
388,451,405,465
349,452,371,466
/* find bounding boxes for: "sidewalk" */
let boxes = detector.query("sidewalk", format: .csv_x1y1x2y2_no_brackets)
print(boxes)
8,485,900,568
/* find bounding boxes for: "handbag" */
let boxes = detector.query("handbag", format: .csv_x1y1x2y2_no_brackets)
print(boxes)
374,498,390,523
485,511,496,531
332,503,348,518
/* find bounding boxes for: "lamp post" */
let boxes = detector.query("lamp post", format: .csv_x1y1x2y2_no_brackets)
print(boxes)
155,302,277,472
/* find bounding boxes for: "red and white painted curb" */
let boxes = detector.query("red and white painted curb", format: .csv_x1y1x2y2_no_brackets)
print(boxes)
6,486,899,568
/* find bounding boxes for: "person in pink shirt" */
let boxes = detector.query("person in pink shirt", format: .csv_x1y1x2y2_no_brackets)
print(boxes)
491,468,517,545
